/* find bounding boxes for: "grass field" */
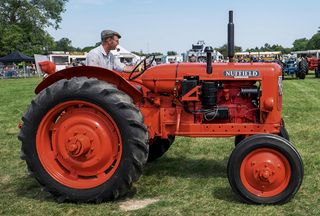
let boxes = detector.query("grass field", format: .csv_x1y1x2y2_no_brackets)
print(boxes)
0,74,319,216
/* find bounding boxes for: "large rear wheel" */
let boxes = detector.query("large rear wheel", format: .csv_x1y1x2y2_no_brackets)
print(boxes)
228,134,303,204
297,59,307,79
19,77,148,203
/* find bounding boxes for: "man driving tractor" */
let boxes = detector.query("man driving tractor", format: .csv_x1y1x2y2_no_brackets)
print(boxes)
86,30,137,72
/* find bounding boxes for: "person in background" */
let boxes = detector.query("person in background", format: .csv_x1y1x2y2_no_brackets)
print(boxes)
189,54,197,62
86,30,136,72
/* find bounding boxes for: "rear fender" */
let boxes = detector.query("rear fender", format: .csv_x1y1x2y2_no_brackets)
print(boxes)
35,66,143,103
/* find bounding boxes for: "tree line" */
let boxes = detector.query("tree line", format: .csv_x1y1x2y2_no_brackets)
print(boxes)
0,0,68,56
1,0,320,57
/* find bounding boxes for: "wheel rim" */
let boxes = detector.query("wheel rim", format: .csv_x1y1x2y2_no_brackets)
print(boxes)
36,100,122,189
240,148,291,197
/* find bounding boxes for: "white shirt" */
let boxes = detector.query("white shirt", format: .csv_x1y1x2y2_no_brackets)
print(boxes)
86,45,125,71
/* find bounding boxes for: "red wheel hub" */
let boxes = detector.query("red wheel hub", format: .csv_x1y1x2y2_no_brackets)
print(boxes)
36,101,122,189
66,134,92,157
240,148,291,197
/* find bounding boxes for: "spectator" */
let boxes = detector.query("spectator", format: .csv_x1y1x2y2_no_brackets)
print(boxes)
189,54,197,62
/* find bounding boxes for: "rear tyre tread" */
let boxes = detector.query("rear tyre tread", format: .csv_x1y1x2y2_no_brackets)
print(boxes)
19,77,148,203
129,138,149,155
128,120,148,132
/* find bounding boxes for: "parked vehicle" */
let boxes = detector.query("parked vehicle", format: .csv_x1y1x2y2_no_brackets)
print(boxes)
283,57,308,79
19,11,303,205
186,40,224,62
291,50,320,76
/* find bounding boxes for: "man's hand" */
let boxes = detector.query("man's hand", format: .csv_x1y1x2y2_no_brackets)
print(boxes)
123,64,144,73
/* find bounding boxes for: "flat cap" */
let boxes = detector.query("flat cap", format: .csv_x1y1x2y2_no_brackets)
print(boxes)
101,30,121,41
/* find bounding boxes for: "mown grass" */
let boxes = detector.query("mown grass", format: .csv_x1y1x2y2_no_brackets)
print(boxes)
0,73,319,216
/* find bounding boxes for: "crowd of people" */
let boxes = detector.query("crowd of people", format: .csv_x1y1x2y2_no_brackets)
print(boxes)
0,63,36,78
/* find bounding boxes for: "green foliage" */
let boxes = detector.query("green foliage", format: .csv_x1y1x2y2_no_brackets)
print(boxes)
82,46,95,53
132,51,163,56
131,51,144,56
0,0,68,29
53,37,75,52
81,42,102,53
149,52,163,56
0,25,24,53
246,43,291,54
307,33,320,50
167,51,177,56
292,38,309,51
215,44,242,57
0,0,68,56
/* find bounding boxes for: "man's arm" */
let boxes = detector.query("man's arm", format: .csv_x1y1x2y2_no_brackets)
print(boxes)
113,56,142,73
113,58,137,72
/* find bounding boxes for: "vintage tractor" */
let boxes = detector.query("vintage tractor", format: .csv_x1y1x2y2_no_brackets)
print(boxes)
307,57,320,78
283,57,308,79
306,57,317,73
19,11,303,204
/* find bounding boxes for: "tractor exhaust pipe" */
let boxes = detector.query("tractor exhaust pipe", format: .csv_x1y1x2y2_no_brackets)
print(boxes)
228,10,235,62
204,46,213,74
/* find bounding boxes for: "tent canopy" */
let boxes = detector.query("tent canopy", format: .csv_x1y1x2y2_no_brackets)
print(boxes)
0,51,34,63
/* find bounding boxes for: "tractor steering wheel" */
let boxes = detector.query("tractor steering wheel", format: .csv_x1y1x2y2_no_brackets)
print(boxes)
129,55,155,81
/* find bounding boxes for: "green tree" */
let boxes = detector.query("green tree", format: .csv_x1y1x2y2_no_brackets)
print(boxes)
149,52,163,56
306,33,320,50
263,43,271,51
246,44,291,54
132,51,163,56
82,46,95,53
82,42,101,52
0,25,24,53
246,47,260,52
292,38,309,51
215,44,242,57
167,51,177,56
0,0,68,56
132,51,145,56
54,38,75,52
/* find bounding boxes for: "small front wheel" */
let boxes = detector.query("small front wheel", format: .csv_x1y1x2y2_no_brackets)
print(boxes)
228,134,303,204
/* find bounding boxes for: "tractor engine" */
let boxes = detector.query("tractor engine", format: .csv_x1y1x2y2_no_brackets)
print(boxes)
180,78,259,124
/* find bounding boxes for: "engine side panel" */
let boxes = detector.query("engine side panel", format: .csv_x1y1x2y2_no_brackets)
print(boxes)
140,62,283,138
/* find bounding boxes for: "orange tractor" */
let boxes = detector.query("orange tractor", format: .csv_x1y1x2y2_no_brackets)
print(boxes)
19,11,303,204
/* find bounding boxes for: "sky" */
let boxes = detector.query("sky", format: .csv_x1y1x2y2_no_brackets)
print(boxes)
47,0,320,54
